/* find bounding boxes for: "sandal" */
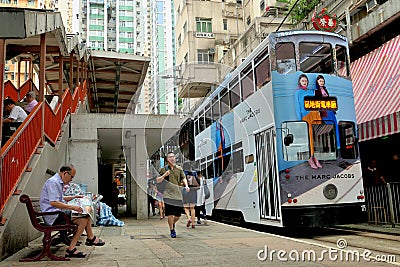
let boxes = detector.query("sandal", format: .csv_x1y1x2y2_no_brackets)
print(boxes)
85,235,105,246
65,248,86,258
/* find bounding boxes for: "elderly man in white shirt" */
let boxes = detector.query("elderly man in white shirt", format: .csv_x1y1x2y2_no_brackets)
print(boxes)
3,98,27,123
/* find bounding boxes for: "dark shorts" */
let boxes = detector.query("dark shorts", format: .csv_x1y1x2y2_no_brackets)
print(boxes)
52,212,70,226
164,198,183,217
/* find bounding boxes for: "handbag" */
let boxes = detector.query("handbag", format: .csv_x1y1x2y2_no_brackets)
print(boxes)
203,182,210,199
156,165,169,193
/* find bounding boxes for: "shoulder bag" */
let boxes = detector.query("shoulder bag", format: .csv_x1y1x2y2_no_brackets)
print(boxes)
203,181,210,199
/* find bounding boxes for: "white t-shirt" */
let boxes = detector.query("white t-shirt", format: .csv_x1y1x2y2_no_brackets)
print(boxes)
9,105,28,122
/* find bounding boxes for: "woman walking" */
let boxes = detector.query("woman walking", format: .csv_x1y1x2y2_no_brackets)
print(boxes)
183,171,199,228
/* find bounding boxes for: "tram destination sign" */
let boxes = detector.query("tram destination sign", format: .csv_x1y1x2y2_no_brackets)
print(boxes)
303,96,338,111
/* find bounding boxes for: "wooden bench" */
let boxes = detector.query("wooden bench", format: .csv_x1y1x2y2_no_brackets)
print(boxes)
19,194,78,261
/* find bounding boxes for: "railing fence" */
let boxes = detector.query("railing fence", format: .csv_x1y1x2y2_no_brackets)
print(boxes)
365,182,400,227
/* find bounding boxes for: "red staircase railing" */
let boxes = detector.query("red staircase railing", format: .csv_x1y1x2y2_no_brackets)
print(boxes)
1,80,87,216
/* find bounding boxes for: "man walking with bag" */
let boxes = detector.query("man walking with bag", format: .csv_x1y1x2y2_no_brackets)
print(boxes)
156,152,189,238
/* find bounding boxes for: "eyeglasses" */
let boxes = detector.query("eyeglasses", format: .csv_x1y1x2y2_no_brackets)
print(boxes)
66,172,74,178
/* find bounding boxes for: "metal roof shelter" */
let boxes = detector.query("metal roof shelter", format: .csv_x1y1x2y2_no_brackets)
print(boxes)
88,50,149,113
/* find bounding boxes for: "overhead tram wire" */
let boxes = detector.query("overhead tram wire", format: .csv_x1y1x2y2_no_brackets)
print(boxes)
276,0,302,32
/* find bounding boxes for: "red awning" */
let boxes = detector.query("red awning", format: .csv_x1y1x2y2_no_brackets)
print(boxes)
351,35,400,141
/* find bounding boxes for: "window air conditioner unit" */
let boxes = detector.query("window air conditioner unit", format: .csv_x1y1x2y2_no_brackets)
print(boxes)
366,0,378,13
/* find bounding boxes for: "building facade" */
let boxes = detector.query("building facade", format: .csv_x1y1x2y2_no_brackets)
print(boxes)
140,0,176,115
80,0,145,54
173,0,292,112
54,0,74,34
1,0,54,88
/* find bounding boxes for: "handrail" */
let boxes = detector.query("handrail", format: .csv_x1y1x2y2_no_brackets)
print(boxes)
1,103,42,215
0,80,87,215
3,80,18,101
3,79,37,101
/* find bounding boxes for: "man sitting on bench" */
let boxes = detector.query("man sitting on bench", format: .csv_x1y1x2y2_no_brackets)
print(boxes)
40,164,105,258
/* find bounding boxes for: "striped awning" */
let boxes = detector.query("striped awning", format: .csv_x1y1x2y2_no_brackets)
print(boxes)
351,35,400,141
358,111,400,142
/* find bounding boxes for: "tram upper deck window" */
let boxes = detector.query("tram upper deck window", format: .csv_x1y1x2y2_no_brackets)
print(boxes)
255,54,271,89
220,87,230,116
336,45,350,78
212,96,220,120
299,42,333,74
199,112,205,132
205,103,213,128
194,118,199,136
281,121,310,161
338,121,358,159
241,64,254,100
230,79,241,109
275,42,296,74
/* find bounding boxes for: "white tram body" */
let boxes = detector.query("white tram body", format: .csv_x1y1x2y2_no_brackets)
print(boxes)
189,31,365,227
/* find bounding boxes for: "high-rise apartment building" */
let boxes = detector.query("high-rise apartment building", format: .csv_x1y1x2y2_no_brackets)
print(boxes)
173,0,289,108
54,0,74,34
0,0,54,9
146,0,176,114
174,0,246,111
80,0,145,54
79,0,159,114
136,0,176,115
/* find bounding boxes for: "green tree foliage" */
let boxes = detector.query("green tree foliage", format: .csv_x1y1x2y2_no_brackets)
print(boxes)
288,0,320,25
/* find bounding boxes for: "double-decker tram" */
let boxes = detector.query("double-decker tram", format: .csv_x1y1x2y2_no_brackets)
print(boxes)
164,31,366,227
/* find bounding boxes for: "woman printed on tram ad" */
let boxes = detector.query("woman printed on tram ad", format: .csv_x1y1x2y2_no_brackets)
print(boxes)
295,74,322,169
315,75,340,152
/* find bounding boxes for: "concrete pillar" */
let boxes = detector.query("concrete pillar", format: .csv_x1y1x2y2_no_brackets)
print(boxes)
135,133,148,220
68,119,99,193
125,147,136,216
69,139,98,193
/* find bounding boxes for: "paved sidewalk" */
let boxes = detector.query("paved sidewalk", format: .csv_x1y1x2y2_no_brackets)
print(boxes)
1,215,399,266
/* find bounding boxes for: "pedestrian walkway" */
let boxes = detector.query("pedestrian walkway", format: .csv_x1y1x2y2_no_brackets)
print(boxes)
1,215,399,266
